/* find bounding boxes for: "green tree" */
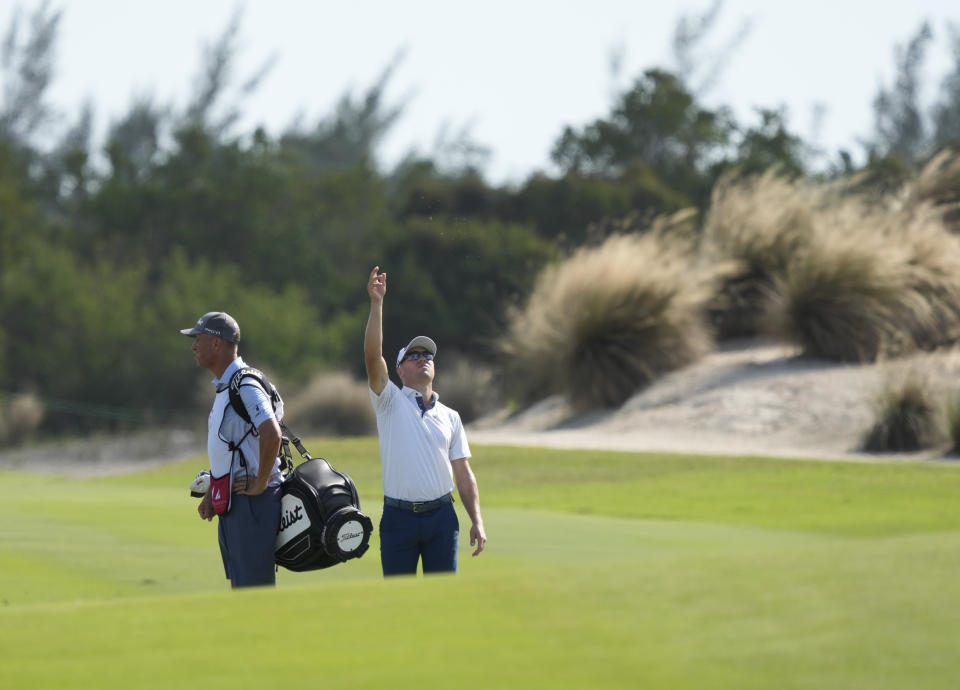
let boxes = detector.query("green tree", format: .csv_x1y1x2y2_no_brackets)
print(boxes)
553,68,732,179
180,6,274,141
279,54,406,174
870,22,933,162
733,108,807,178
671,0,752,98
932,22,960,148
0,138,47,388
380,217,554,360
105,97,166,185
0,1,60,147
551,68,734,211
512,168,687,248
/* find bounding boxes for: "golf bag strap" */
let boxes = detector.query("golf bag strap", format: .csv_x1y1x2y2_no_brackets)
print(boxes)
217,402,254,471
280,421,313,461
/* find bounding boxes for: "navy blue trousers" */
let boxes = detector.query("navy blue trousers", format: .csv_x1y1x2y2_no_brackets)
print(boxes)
217,484,281,587
379,501,459,576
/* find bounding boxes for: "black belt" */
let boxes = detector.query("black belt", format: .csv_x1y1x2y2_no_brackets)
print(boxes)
384,494,453,513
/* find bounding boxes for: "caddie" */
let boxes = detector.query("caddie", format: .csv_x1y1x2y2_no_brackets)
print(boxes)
181,311,284,588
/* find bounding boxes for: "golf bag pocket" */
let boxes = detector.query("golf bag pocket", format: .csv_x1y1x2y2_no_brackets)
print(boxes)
209,472,232,515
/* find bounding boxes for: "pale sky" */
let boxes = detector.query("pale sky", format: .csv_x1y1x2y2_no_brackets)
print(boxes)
2,0,960,184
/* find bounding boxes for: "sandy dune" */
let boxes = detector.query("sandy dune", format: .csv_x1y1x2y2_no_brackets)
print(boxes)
468,339,960,462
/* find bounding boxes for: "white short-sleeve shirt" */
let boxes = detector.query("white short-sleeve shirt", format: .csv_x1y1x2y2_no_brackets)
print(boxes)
369,380,471,501
207,357,283,486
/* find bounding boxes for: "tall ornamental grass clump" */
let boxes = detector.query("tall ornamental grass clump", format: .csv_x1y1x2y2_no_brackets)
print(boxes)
281,372,376,436
908,146,960,230
434,353,500,424
898,209,960,345
767,223,921,362
768,200,960,362
945,392,960,457
861,371,945,453
502,231,719,410
701,170,817,339
0,393,45,448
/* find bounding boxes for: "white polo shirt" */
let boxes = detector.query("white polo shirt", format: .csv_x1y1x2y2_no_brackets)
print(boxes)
207,357,283,486
369,380,471,501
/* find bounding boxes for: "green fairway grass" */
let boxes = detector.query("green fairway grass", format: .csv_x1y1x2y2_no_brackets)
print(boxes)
2,439,960,688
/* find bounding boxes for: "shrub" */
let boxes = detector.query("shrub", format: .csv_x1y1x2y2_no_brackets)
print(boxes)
502,230,719,411
946,393,960,456
898,207,960,348
281,372,376,437
907,146,960,231
701,167,960,360
861,372,944,453
767,199,960,362
433,352,500,424
944,391,960,457
0,392,45,448
767,228,919,362
701,169,817,339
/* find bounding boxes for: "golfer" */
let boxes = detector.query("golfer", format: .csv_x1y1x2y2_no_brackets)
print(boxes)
364,266,487,575
182,311,283,588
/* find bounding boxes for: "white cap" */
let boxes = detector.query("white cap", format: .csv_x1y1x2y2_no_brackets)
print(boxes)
396,336,437,367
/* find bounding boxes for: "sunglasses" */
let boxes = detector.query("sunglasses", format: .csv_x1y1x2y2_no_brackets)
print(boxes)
404,351,434,362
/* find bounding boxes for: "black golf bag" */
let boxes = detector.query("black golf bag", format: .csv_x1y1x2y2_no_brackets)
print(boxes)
274,428,373,572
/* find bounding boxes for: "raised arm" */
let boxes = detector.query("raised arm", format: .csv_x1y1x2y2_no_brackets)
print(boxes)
364,266,390,395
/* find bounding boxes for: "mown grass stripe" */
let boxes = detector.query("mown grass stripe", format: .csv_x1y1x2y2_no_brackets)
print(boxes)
2,439,960,688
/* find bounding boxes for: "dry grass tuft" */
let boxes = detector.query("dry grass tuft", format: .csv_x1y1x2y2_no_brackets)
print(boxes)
767,196,960,361
898,208,960,346
281,372,376,437
944,392,960,457
861,370,945,453
701,170,819,339
767,219,919,362
699,167,960,362
0,393,46,448
907,146,960,231
502,231,720,410
497,155,960,417
434,353,501,424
